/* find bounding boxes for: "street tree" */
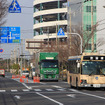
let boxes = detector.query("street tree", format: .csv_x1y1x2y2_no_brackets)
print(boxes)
0,0,8,26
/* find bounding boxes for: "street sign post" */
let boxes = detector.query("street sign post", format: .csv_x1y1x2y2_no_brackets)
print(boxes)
8,0,21,13
57,28,65,36
0,27,21,43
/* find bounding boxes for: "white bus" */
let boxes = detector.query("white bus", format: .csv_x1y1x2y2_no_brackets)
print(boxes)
67,53,105,89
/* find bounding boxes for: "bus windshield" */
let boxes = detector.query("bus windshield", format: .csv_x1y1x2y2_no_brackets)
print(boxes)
82,61,105,75
41,60,58,68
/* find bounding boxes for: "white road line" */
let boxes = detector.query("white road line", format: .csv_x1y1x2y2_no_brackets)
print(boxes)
57,89,66,91
46,89,54,91
34,89,42,91
70,89,105,100
22,89,30,92
22,83,32,90
12,78,32,89
67,94,76,98
0,90,6,92
36,92,64,105
52,85,63,88
11,90,18,92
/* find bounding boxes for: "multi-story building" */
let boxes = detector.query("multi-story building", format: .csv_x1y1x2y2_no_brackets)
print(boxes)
33,0,67,40
67,0,105,53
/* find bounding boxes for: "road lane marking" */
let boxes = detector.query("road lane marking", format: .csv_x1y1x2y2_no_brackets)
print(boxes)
12,78,32,89
70,89,105,100
52,85,63,88
34,89,42,91
22,89,30,92
36,92,64,105
14,95,21,99
0,90,6,92
11,90,18,92
46,89,54,91
57,89,66,91
22,83,32,89
67,94,76,98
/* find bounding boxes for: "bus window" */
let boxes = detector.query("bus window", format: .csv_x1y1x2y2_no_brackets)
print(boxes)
82,61,105,75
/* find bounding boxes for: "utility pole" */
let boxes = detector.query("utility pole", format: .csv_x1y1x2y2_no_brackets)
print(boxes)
91,0,94,52
69,7,72,56
20,39,23,76
56,23,58,46
47,27,49,49
18,45,20,64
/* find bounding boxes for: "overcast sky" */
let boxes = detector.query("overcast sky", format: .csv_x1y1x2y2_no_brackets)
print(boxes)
0,0,34,59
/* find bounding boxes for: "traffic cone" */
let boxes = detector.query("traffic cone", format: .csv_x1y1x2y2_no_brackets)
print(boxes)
20,77,22,82
33,76,36,83
12,75,15,79
37,77,40,83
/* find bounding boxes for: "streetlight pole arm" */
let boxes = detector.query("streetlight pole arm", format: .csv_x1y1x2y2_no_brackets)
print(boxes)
69,33,83,54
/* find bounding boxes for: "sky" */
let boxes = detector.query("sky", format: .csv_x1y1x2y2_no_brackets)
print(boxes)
0,0,34,59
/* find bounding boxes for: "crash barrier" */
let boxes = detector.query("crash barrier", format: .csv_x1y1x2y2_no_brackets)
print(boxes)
20,75,28,83
12,75,20,79
33,76,40,83
12,75,28,83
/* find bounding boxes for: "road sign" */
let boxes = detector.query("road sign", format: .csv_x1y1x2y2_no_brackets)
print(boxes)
0,27,21,43
8,0,21,13
57,28,65,36
0,49,4,53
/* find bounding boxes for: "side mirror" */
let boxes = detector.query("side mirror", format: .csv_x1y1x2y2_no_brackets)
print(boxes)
77,62,80,68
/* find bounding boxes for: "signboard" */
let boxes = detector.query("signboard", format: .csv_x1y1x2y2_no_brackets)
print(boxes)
8,0,21,13
0,27,20,43
0,49,4,53
57,28,65,36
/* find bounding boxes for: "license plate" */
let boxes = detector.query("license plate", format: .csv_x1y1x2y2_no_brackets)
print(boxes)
93,84,100,87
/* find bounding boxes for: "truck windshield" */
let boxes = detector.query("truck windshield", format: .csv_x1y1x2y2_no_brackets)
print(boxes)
41,60,58,68
82,61,105,75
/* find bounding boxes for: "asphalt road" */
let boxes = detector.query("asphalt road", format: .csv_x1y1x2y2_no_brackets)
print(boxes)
0,73,105,105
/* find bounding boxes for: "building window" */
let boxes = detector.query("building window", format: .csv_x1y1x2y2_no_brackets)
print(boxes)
86,25,91,31
86,43,91,50
86,6,96,12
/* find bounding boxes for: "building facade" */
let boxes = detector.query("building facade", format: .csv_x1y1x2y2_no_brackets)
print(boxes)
33,0,67,40
67,0,105,53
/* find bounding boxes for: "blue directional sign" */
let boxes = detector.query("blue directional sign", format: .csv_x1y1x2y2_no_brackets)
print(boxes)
8,0,21,13
0,27,20,43
57,28,65,36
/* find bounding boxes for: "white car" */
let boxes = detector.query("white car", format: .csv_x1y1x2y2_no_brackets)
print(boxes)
22,70,29,78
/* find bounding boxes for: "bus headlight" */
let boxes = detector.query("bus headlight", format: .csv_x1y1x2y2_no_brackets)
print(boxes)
80,80,87,84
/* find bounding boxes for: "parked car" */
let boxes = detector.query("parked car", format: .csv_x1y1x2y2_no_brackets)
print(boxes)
0,69,5,77
22,70,29,78
31,68,36,79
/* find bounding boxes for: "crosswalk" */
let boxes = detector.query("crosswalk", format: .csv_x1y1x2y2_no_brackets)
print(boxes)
0,88,73,93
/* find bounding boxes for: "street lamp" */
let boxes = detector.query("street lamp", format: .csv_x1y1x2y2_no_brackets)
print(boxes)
69,33,83,54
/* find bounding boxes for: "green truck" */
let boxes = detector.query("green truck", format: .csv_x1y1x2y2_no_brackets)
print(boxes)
37,52,59,81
